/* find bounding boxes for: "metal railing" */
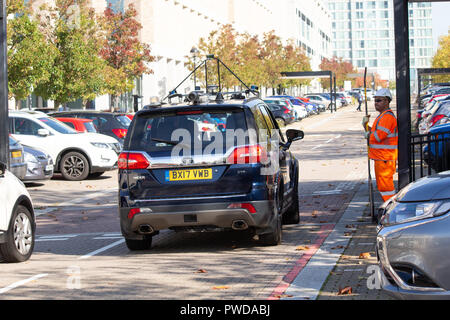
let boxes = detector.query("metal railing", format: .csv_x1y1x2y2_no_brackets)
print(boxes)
410,130,450,182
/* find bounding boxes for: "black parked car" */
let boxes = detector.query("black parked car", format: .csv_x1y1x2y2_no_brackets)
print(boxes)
49,111,131,145
118,94,304,250
266,103,295,127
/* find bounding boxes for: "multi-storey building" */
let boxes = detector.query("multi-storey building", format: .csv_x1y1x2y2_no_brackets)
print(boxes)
16,0,332,110
326,0,433,91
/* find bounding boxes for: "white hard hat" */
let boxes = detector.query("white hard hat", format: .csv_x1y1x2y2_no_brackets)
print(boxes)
374,88,392,101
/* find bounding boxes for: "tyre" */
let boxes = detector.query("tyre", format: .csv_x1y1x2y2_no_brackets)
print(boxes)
60,152,90,181
283,170,300,225
260,182,283,246
0,205,35,263
275,118,286,127
125,237,152,250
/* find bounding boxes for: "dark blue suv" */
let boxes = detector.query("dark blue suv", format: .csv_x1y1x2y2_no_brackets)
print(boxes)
118,95,303,250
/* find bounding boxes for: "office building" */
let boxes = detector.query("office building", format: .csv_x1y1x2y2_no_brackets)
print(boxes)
326,0,433,91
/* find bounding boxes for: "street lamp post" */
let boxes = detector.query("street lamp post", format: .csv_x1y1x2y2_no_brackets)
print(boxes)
0,0,9,167
190,47,199,90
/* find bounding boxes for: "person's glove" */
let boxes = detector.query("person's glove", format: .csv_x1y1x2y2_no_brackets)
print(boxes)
362,115,370,130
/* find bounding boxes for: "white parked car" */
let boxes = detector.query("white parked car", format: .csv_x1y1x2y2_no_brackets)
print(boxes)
9,110,121,181
0,162,35,262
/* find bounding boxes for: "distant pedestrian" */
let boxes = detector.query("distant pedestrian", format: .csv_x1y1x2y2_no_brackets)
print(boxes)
356,93,363,111
362,88,398,202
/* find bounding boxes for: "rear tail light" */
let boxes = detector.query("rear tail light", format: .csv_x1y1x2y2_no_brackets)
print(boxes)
118,152,150,170
227,203,257,214
431,114,445,126
226,145,268,164
283,106,290,114
112,128,128,139
128,208,141,220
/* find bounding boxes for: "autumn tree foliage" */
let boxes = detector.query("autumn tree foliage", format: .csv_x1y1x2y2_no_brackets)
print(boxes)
99,4,155,111
319,57,356,89
188,26,312,95
194,24,240,90
431,33,450,82
6,0,55,108
33,0,108,109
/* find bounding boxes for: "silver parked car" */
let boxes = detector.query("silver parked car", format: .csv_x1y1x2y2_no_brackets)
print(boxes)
22,145,54,182
9,136,27,180
376,171,450,299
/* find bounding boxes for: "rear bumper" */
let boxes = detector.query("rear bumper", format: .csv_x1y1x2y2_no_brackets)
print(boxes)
120,200,275,240
10,163,27,180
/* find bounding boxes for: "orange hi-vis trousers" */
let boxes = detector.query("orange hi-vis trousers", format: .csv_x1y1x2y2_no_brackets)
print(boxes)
374,160,397,202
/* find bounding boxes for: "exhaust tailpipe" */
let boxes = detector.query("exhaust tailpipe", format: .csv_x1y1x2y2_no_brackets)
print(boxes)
138,224,154,234
232,220,248,230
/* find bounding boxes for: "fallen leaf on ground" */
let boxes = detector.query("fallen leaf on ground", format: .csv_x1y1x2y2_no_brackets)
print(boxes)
359,252,371,259
82,216,89,221
212,286,229,290
295,245,310,251
273,294,293,298
345,224,356,229
331,245,344,250
195,269,207,273
337,286,352,295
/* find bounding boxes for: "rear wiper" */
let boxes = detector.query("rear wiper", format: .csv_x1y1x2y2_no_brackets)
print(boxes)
151,137,189,148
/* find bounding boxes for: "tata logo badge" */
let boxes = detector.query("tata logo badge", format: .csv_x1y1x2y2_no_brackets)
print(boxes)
182,157,194,165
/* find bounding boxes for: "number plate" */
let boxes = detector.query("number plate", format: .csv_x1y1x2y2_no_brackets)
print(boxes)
165,168,212,181
11,151,22,158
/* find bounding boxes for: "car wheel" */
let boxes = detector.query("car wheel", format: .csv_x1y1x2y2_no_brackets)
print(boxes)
60,152,90,181
125,237,152,250
276,118,285,127
283,170,300,225
0,205,35,263
260,183,283,246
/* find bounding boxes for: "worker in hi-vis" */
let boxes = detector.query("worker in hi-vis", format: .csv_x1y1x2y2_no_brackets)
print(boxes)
362,88,398,202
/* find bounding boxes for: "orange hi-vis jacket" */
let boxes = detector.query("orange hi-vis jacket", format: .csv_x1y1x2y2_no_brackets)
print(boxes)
368,109,398,161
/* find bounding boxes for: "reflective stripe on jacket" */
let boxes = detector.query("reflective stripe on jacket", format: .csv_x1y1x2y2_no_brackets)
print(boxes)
368,109,398,161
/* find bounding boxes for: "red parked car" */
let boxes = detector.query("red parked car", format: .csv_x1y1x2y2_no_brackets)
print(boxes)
55,117,98,133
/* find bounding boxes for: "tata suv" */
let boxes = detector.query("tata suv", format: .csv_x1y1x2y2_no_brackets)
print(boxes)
118,95,303,250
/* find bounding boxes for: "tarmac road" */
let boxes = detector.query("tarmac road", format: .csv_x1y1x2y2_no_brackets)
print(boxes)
0,102,393,300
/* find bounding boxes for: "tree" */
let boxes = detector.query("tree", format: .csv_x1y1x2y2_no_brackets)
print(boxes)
235,33,265,89
431,33,450,82
319,56,356,90
33,0,108,109
279,40,311,91
6,1,55,108
194,24,240,91
99,4,154,111
260,31,284,95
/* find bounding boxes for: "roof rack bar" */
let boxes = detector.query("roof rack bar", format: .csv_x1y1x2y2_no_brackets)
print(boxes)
162,60,206,101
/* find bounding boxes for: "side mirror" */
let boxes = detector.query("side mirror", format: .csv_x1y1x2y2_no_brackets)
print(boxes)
0,162,6,176
37,128,50,137
286,129,304,142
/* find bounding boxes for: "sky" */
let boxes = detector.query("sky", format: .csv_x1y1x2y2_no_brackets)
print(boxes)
432,1,450,52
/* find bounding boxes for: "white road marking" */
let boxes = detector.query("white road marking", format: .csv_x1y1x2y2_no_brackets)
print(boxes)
0,274,48,295
313,190,343,195
78,239,125,260
93,236,124,240
36,238,70,242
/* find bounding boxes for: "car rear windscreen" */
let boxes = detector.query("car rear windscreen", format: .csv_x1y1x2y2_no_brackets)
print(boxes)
129,109,249,156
